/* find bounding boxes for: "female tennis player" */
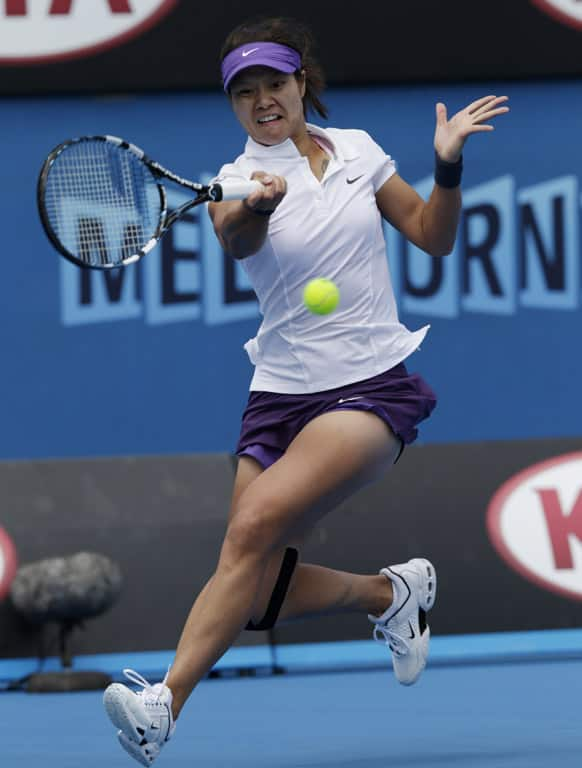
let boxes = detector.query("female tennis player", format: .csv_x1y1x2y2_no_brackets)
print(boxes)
103,16,509,765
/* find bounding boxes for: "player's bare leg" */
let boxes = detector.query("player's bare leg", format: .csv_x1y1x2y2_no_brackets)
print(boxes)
229,457,394,626
103,412,433,766
166,410,400,717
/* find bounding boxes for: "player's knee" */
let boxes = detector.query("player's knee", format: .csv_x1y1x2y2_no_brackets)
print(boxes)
225,501,281,559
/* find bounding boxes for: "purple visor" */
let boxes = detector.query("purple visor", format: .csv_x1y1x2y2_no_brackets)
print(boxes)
221,42,301,92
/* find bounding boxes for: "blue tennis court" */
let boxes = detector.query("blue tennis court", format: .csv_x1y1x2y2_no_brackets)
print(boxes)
2,633,581,768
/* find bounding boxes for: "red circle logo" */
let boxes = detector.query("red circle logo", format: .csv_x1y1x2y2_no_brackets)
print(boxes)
0,0,178,65
487,452,582,601
0,526,18,600
530,0,582,31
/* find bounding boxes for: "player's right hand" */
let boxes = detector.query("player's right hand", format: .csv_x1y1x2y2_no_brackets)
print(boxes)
244,171,287,214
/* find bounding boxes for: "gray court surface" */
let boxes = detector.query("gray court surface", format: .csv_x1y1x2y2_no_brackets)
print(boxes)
1,658,580,767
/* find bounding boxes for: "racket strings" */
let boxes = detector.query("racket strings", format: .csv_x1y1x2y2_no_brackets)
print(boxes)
43,140,161,268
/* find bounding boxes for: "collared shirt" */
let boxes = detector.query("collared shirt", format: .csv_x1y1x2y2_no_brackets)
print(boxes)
215,124,429,394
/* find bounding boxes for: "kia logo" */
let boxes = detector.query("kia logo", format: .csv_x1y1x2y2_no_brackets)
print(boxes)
530,0,582,30
487,452,582,600
0,0,178,64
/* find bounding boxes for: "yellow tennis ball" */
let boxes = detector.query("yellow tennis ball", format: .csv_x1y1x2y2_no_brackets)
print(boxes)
303,278,340,315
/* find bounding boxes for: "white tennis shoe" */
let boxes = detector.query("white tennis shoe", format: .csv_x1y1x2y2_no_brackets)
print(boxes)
103,668,175,766
369,558,436,686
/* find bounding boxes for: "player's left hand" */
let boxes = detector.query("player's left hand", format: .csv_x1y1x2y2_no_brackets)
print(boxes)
434,95,510,163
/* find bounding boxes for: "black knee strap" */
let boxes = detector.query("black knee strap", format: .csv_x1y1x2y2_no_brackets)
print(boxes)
246,547,298,631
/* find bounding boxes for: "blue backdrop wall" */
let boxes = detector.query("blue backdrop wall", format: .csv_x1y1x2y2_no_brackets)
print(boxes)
1,80,579,459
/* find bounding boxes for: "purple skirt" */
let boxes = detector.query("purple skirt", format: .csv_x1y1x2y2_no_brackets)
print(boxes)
236,363,437,469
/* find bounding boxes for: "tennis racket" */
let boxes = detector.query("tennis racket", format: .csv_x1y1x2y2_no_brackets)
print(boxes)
37,135,262,270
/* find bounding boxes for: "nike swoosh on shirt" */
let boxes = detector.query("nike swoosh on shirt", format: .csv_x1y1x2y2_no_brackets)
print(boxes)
242,48,259,57
346,175,364,184
337,396,364,404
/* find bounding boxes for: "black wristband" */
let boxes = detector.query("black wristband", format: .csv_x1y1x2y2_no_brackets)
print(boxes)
243,199,275,217
434,151,463,189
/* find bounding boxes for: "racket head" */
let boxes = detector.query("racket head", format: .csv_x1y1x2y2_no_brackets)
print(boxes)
37,135,166,269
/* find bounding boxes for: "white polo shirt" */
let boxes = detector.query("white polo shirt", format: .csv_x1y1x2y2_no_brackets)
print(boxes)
215,123,429,394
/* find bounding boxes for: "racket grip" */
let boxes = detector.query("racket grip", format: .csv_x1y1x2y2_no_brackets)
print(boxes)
211,178,263,201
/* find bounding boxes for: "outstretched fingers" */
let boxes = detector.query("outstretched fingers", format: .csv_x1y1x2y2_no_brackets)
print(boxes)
467,94,508,114
470,95,509,117
467,124,496,133
464,96,510,134
472,104,510,123
435,93,510,159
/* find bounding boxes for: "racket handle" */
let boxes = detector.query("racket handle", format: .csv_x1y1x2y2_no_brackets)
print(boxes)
211,178,263,201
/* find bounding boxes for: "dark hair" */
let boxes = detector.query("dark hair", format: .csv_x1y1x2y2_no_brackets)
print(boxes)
220,16,328,120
